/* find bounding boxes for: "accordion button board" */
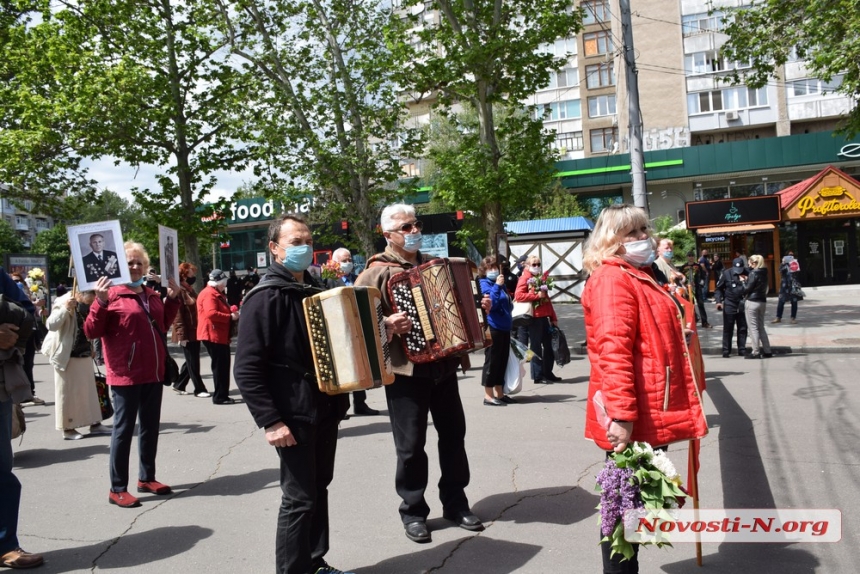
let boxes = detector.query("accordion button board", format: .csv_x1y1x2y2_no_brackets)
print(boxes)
303,286,395,395
388,257,492,363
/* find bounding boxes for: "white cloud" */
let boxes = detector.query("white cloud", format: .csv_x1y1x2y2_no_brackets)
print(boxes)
82,157,257,203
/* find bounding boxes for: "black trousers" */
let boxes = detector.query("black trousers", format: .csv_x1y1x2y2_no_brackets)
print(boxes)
23,335,35,393
174,341,208,395
275,415,340,574
695,285,708,326
721,311,748,355
482,328,511,388
110,383,163,491
521,317,555,381
202,341,231,403
351,390,367,408
384,371,471,524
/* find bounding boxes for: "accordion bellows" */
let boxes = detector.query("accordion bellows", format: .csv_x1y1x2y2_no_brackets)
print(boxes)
388,257,491,363
303,286,395,395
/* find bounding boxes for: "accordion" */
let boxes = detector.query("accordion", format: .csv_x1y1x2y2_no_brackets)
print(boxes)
388,257,491,363
303,286,395,395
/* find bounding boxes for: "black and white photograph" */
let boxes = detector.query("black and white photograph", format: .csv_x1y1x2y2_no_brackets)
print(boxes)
66,220,130,291
158,224,179,288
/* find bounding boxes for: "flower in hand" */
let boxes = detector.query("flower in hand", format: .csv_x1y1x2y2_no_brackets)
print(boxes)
320,260,344,281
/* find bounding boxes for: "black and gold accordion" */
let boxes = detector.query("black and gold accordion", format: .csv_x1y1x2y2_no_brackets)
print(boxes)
303,286,395,395
388,257,491,363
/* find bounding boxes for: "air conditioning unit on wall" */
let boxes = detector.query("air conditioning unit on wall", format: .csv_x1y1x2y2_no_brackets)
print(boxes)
725,110,739,121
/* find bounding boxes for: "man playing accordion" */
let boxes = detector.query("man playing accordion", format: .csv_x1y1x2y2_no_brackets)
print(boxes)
355,203,490,544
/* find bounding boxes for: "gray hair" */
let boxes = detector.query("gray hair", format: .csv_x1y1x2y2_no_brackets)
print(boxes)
380,203,415,232
332,247,352,261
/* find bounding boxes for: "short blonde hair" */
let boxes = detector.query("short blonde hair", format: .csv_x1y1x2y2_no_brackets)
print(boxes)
749,254,765,269
582,204,651,275
124,241,150,271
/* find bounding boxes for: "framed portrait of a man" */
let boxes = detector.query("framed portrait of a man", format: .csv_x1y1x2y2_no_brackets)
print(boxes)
158,225,179,288
67,220,130,291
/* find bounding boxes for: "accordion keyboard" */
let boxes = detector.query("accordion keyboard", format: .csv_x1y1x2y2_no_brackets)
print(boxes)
305,302,334,386
391,283,432,353
374,297,392,367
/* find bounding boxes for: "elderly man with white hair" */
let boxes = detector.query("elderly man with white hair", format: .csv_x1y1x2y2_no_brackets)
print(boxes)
322,247,380,417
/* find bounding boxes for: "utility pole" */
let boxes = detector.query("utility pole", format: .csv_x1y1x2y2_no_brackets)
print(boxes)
620,0,648,214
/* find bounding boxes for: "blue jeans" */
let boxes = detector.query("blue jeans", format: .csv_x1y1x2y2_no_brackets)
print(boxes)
0,398,22,555
776,294,798,320
110,383,164,492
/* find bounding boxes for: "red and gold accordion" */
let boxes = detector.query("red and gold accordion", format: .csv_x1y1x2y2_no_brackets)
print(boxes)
303,286,395,395
388,257,491,363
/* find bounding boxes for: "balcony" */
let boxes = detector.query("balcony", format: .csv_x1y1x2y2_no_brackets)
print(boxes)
14,219,30,231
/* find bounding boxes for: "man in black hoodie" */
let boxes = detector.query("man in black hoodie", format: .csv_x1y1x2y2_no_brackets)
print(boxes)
233,214,352,574
714,257,749,357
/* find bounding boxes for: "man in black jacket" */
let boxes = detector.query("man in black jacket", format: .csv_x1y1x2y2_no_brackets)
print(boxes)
714,257,749,357
233,214,352,574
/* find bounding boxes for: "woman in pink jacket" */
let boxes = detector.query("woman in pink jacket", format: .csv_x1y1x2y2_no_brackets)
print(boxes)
84,242,181,509
196,269,238,405
514,254,560,384
581,204,708,573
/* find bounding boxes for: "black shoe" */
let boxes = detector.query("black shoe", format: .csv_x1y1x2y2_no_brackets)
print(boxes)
534,379,553,384
353,404,380,416
545,374,563,382
763,353,773,358
442,510,485,532
722,353,731,358
483,398,506,406
214,398,236,404
738,351,746,356
404,521,431,543
499,395,518,404
744,353,762,360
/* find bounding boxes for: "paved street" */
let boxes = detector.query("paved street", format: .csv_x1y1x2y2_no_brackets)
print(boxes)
11,285,860,573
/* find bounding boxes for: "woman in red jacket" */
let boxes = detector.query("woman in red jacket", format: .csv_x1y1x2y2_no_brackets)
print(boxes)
514,254,560,384
197,269,238,404
84,242,181,509
581,204,708,573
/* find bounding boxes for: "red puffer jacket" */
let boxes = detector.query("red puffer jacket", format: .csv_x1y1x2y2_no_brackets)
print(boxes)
582,258,708,451
84,285,181,386
514,270,558,321
197,285,232,345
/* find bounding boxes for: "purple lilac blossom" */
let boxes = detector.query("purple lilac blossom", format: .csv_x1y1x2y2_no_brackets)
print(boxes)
596,460,644,537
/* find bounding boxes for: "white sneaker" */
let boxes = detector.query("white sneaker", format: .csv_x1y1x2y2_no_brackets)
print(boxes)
21,396,46,407
195,392,212,398
63,430,83,440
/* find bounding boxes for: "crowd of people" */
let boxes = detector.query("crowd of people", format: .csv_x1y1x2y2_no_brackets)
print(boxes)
3,201,810,573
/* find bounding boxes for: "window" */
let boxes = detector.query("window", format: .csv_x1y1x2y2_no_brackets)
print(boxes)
541,37,577,58
583,30,613,57
588,94,616,117
682,11,725,35
585,62,615,88
684,50,752,75
546,67,580,89
688,86,766,114
582,0,610,25
541,100,582,121
791,75,844,96
590,127,618,152
702,187,728,200
34,219,49,230
15,215,29,228
553,131,584,152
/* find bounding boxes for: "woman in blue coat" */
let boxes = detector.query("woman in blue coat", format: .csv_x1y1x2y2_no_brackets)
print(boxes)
478,256,515,406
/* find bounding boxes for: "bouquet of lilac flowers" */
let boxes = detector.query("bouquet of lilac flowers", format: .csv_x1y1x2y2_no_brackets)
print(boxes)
527,274,555,307
595,442,687,561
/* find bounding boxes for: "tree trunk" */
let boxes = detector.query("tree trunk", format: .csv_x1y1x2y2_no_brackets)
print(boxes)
482,200,502,258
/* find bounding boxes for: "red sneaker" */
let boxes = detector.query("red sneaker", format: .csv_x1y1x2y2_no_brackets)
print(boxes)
108,491,141,508
137,480,172,495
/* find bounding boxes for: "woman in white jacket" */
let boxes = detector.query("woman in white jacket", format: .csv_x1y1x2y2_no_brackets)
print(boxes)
42,290,110,440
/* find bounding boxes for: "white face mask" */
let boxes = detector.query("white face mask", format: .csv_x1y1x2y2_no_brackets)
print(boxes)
621,238,656,267
529,265,541,275
339,261,354,275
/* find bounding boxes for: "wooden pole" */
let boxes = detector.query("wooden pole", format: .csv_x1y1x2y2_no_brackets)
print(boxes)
688,440,703,566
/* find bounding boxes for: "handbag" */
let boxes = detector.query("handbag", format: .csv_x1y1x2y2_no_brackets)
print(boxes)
511,300,534,327
503,347,524,395
93,360,114,420
551,326,571,367
790,277,805,300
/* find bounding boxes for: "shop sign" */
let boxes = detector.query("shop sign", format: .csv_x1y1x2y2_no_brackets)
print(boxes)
704,236,727,243
685,196,781,229
796,186,860,217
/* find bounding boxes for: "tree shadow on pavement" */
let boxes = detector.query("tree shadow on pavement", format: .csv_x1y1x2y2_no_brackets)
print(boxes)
12,445,109,469
159,421,217,435
338,421,393,439
38,525,214,573
473,486,597,527
169,467,279,497
663,378,820,574
354,536,541,574
510,394,578,404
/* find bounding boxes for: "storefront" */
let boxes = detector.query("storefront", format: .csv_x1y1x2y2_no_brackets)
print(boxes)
777,166,860,287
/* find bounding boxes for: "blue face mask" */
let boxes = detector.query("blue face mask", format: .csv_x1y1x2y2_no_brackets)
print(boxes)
664,250,674,260
486,271,500,281
281,244,314,273
127,278,145,288
402,233,422,253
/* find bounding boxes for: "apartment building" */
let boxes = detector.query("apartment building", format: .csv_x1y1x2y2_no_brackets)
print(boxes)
0,186,55,249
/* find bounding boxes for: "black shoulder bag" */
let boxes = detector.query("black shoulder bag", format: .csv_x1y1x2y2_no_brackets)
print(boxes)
132,293,180,386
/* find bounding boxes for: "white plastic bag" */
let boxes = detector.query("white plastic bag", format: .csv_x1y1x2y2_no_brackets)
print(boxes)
503,347,525,395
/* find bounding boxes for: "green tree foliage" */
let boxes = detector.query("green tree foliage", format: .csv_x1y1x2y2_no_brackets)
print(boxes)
402,0,582,255
0,0,249,271
30,223,70,288
719,0,860,136
653,214,696,265
214,0,425,257
0,218,25,255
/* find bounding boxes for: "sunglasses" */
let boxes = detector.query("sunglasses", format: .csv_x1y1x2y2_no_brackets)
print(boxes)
393,220,424,233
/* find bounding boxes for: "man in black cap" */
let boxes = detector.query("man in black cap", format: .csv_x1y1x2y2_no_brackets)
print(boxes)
714,257,749,357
